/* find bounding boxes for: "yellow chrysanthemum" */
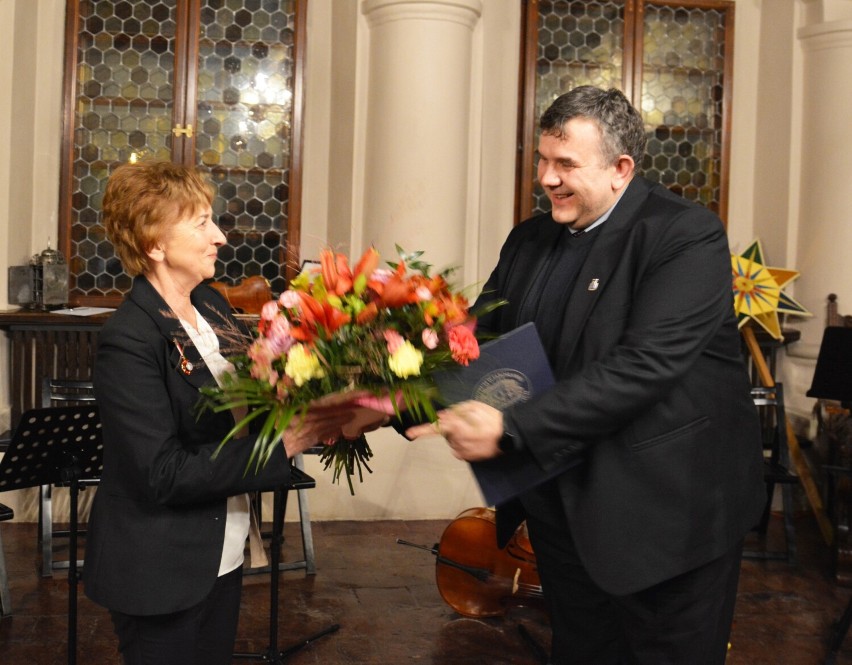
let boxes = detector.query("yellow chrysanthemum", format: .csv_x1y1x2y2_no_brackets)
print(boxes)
284,344,325,386
388,340,423,378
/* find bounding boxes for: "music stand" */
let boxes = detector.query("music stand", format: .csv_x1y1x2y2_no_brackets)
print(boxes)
0,405,103,665
806,327,852,665
233,467,339,663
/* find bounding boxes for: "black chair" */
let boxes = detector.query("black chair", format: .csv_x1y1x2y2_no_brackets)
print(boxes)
39,378,98,577
0,502,13,616
743,383,798,565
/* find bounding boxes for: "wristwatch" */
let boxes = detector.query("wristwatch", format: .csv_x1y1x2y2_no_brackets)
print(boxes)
498,413,522,453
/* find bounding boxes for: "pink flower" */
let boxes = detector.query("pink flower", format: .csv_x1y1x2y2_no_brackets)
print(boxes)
421,328,439,349
265,316,294,356
383,329,404,354
369,268,393,284
279,290,301,309
448,325,479,366
248,339,279,385
261,300,279,322
247,339,271,366
415,285,433,301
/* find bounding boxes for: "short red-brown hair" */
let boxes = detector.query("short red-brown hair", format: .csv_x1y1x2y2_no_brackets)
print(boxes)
101,160,214,276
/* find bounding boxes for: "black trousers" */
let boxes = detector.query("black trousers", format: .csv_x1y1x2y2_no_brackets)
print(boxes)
526,516,743,665
110,566,243,665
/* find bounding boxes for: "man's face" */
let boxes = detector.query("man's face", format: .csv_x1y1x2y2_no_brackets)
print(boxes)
536,118,624,231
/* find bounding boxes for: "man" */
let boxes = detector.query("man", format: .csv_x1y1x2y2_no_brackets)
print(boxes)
407,86,764,664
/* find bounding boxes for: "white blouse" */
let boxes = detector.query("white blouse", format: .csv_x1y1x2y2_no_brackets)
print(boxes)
180,310,250,577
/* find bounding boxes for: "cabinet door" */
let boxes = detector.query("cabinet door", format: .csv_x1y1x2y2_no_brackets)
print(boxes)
58,0,305,306
635,0,733,221
59,0,183,303
188,0,304,296
516,0,732,224
518,0,630,220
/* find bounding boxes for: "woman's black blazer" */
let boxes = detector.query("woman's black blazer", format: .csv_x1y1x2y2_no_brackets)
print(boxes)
84,276,291,616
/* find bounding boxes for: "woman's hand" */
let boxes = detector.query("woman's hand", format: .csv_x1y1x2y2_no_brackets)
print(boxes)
406,401,503,462
340,408,390,438
281,409,354,458
305,390,400,440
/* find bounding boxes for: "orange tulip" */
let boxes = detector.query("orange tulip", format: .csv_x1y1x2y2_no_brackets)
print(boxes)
355,302,379,325
321,247,381,297
353,247,380,282
290,291,351,342
320,249,353,296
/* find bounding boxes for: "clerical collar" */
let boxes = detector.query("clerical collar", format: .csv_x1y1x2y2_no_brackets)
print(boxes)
569,186,629,236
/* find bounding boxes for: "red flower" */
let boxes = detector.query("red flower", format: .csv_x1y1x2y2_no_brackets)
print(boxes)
448,325,479,366
368,261,420,308
424,288,470,327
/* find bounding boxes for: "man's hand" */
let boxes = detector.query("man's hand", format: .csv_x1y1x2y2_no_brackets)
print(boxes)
406,401,504,462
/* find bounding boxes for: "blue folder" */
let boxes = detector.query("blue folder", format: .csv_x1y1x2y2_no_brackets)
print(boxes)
434,322,579,506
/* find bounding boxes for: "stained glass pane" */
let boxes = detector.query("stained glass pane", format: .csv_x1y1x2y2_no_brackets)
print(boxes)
640,4,728,213
70,0,177,298
533,0,626,215
527,1,730,220
197,0,296,296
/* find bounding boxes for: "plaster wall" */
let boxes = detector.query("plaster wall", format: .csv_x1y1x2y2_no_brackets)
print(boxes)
0,0,834,522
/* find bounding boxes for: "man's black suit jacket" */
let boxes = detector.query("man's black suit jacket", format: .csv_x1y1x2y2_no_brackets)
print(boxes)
479,176,765,596
84,276,291,616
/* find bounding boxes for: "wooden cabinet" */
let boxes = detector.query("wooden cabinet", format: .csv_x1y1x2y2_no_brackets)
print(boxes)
517,0,734,224
0,311,108,425
58,0,307,306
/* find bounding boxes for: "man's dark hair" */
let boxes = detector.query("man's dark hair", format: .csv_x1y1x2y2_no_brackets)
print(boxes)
540,86,647,167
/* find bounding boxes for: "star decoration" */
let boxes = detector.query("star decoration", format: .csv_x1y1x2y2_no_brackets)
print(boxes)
731,239,811,340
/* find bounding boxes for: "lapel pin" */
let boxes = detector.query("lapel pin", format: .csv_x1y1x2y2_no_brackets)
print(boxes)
588,278,600,291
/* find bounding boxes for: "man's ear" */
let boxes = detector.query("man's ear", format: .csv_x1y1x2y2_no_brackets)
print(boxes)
612,155,635,189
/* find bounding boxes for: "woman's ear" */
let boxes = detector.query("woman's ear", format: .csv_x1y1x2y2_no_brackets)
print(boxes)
146,243,165,264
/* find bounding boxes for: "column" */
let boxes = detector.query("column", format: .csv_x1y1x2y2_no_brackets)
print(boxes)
359,0,482,272
796,16,852,345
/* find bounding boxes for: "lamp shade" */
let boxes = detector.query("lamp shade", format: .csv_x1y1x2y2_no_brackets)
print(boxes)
806,327,852,403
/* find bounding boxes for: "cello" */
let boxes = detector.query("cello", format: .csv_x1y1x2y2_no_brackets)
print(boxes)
398,507,545,618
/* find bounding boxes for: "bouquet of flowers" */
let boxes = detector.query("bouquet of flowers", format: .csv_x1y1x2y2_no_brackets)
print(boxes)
201,245,483,493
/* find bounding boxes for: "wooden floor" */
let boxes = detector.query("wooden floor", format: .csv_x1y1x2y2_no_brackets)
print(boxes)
2,512,852,664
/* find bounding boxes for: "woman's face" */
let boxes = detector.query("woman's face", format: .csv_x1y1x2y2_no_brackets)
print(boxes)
153,205,225,288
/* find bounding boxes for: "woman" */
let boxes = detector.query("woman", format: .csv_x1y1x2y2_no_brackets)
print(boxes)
83,160,350,665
